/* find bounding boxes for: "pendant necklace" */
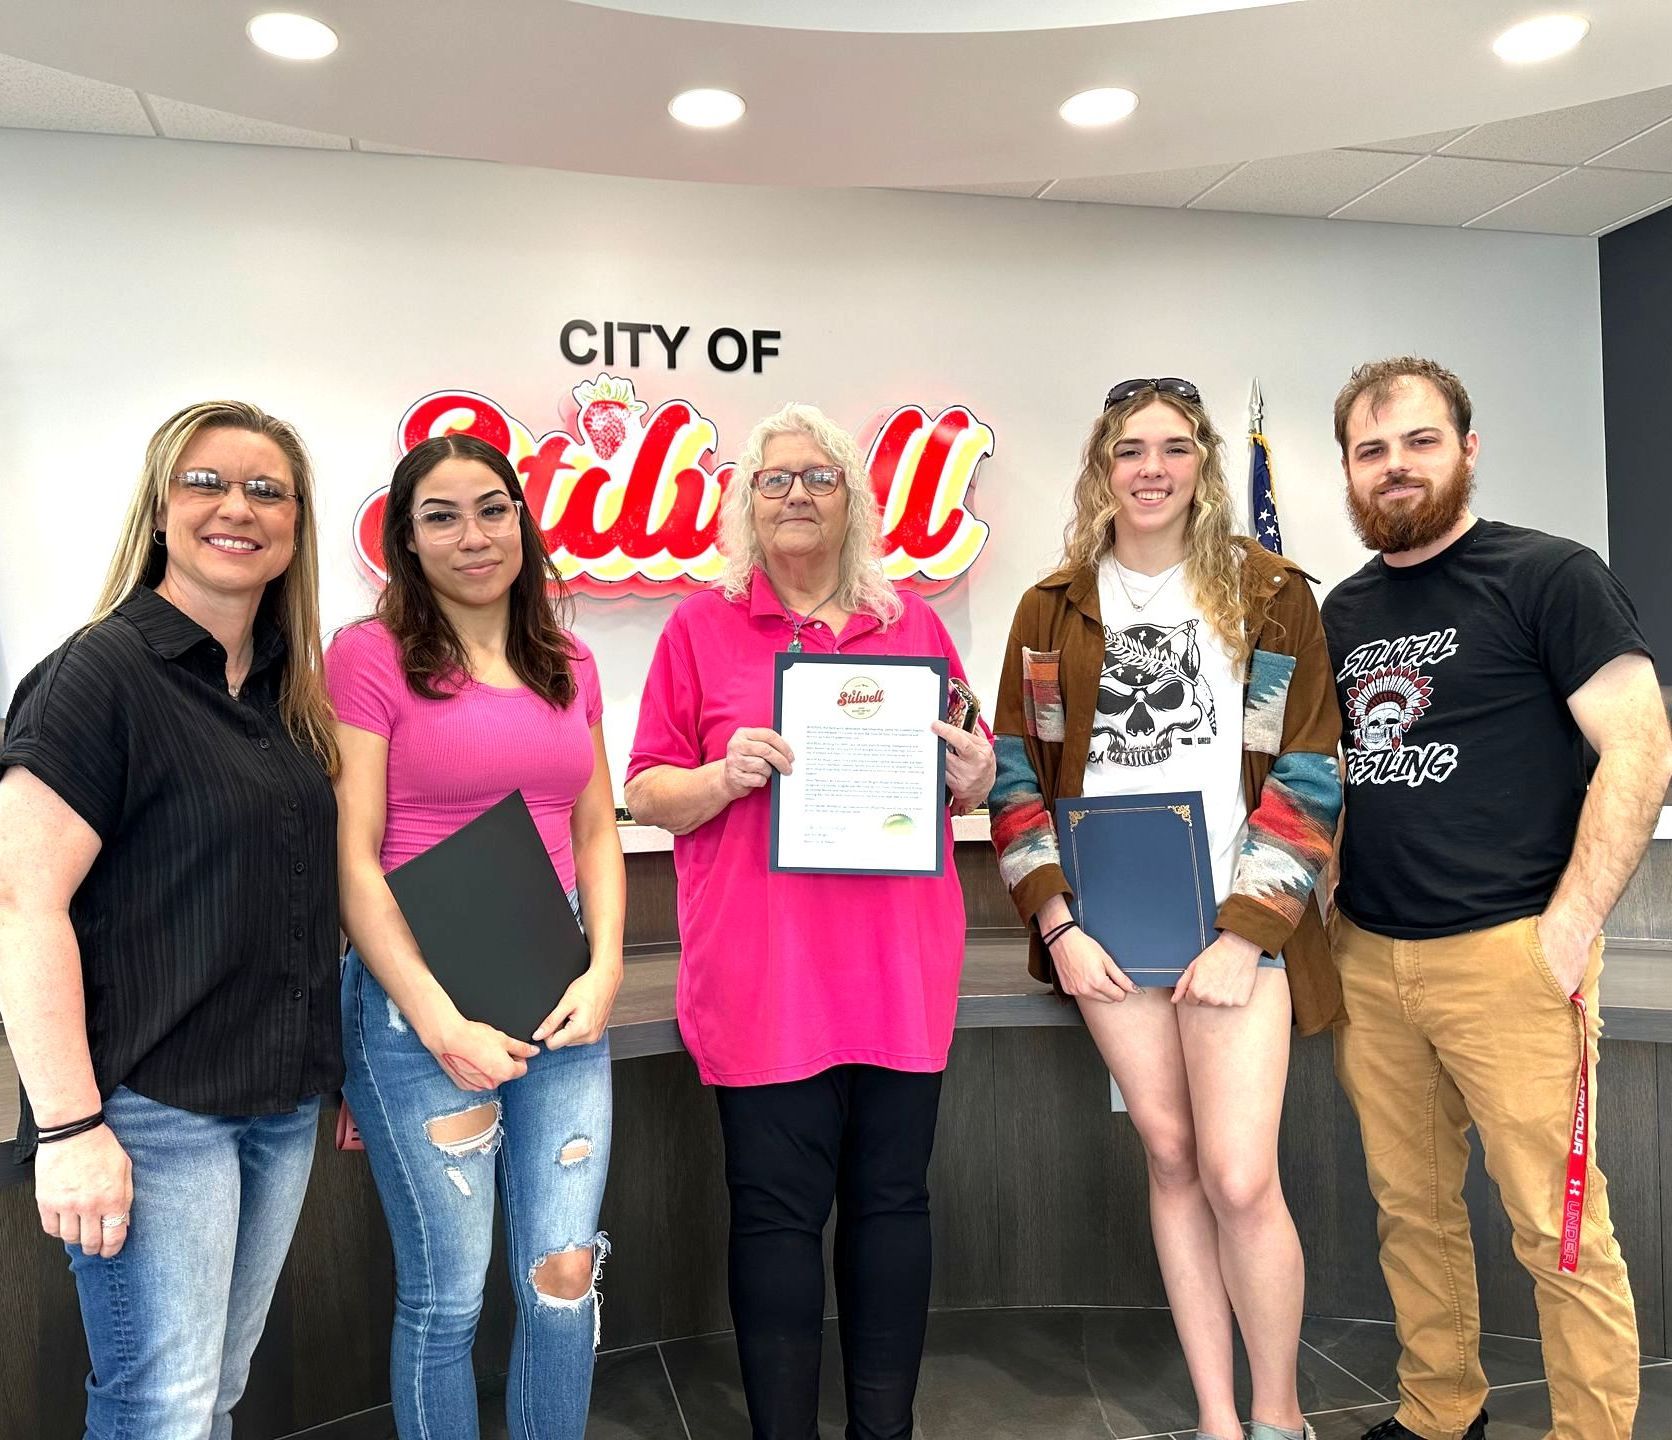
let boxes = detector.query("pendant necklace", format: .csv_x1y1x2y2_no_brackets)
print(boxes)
767,576,841,652
1113,559,1184,615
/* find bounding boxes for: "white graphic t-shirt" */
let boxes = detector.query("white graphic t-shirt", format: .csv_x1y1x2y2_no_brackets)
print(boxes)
1084,555,1247,905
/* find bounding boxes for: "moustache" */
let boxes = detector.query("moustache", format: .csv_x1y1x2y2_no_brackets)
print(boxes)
1374,477,1428,497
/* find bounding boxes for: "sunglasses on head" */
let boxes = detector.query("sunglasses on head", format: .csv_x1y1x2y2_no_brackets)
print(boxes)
1103,377,1202,410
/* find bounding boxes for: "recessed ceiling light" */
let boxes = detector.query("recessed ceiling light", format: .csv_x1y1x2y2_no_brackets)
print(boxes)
1059,88,1140,128
668,89,746,129
247,13,339,61
1492,14,1589,64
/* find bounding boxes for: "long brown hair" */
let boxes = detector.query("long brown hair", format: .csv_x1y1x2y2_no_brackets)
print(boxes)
91,400,339,773
376,434,577,705
1062,387,1249,666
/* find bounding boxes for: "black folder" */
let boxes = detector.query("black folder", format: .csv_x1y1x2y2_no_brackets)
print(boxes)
385,790,589,1041
1054,791,1216,987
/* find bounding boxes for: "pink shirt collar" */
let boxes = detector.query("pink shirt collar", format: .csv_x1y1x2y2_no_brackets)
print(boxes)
744,567,882,647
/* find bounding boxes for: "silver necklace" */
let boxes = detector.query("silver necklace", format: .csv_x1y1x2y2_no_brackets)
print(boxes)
1112,559,1184,614
765,575,841,653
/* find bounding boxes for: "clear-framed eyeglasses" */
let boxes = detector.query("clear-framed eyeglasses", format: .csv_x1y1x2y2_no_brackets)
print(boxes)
411,498,524,545
173,468,300,507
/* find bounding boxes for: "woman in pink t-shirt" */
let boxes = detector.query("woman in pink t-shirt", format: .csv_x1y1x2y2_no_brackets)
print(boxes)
325,434,624,1440
626,403,994,1439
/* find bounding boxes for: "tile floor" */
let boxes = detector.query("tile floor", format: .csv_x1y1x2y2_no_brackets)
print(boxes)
457,1306,1672,1438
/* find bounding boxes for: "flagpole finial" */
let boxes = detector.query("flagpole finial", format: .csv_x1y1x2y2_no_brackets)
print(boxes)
1249,378,1264,433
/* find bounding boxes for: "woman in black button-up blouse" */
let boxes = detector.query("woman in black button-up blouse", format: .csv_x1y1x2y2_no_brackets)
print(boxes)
0,401,341,1439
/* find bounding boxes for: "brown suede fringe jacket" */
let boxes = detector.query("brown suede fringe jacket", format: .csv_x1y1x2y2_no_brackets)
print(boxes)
988,539,1346,1036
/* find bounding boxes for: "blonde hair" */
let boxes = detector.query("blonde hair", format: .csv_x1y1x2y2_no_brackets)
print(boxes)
1063,388,1249,666
91,400,339,774
718,402,903,626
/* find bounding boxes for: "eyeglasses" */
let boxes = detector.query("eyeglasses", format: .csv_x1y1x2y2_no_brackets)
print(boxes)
173,469,300,507
751,466,844,499
1103,377,1202,410
411,498,524,545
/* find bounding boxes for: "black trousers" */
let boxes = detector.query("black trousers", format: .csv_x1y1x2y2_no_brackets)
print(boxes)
714,1064,944,1440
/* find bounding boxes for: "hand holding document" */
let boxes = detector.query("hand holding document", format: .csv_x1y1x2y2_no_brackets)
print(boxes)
385,791,590,1041
1053,791,1216,988
770,653,949,876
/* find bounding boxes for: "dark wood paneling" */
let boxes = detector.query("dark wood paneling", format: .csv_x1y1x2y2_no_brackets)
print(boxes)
990,1025,1166,1308
927,1031,1004,1311
954,843,1013,931
622,850,678,947
598,1050,732,1348
1611,842,1672,943
5,1025,1668,1437
1662,1043,1672,1364
0,1186,43,1440
1281,1033,1392,1322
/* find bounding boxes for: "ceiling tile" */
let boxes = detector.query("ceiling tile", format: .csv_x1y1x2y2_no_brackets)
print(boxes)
1332,154,1564,226
1594,197,1672,236
1589,117,1672,175
144,95,350,149
918,179,1046,198
1043,162,1240,207
1466,166,1672,235
1440,85,1672,166
1354,125,1474,155
0,51,152,135
1186,149,1413,218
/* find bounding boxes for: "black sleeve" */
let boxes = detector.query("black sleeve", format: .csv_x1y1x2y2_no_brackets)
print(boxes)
1529,548,1652,699
0,635,128,842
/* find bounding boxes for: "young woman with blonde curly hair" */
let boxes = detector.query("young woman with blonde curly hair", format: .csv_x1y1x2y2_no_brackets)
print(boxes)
990,379,1344,1440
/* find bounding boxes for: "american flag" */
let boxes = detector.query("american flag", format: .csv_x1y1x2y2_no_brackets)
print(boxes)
1249,429,1283,555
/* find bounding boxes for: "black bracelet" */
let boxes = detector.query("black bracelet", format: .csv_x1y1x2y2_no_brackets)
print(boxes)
36,1111,105,1145
1040,920,1079,949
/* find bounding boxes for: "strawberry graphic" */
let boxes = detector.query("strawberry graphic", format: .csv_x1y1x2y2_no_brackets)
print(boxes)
572,374,646,461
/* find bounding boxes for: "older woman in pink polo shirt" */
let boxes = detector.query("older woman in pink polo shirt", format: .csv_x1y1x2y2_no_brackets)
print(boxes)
626,402,993,1440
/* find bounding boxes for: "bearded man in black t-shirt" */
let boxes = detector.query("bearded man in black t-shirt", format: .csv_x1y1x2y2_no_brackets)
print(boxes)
1320,357,1672,1440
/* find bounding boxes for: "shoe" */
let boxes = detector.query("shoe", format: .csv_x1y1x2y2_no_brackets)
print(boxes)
1250,1424,1317,1440
1362,1409,1487,1440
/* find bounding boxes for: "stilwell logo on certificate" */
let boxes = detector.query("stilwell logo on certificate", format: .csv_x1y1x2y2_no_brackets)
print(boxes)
837,679,884,719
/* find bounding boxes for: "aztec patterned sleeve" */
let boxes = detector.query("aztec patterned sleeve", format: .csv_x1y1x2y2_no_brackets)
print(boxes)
990,597,1072,925
1215,575,1343,958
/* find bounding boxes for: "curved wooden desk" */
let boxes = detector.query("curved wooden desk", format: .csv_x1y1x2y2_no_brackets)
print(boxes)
3,869,1670,1439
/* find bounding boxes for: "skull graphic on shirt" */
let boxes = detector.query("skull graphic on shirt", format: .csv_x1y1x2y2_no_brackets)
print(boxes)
1091,620,1216,767
1345,666,1433,754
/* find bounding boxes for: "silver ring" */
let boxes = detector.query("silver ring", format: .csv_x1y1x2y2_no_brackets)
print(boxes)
100,1212,129,1230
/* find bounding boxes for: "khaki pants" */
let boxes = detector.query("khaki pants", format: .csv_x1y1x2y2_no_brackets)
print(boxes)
1332,912,1638,1440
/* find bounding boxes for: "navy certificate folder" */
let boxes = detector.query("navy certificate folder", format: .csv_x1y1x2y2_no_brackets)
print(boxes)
1053,791,1216,987
385,790,589,1041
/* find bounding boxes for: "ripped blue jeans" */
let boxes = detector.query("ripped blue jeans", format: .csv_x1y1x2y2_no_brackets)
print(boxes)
342,949,613,1440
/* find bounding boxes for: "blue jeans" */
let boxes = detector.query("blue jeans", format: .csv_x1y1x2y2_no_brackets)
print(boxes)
342,951,613,1440
67,1085,321,1440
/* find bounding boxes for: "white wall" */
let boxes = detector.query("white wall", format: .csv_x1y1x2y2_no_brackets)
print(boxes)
0,130,1606,785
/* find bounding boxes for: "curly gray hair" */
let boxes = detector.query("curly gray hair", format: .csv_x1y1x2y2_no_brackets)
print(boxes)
718,402,903,626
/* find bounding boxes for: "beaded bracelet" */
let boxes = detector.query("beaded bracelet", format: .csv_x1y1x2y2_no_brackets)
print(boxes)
1040,920,1079,949
36,1111,106,1145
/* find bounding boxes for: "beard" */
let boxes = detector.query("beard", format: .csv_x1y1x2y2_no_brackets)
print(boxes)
1346,457,1475,554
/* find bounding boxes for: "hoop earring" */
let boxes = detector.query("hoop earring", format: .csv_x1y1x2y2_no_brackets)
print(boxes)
152,528,166,545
